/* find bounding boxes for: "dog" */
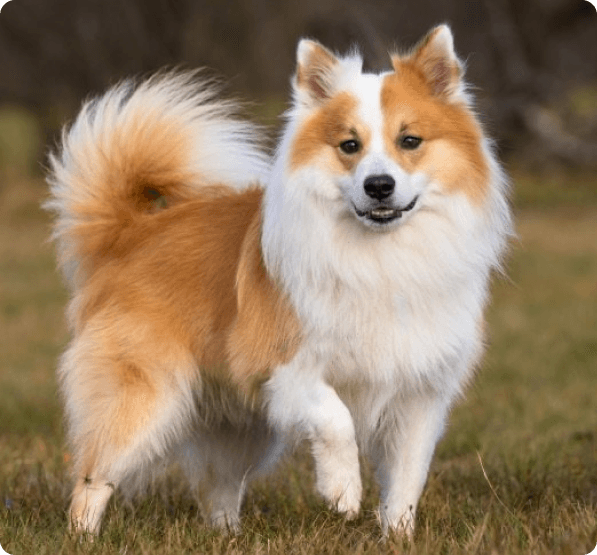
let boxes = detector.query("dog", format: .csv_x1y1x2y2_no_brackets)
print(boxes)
45,24,512,537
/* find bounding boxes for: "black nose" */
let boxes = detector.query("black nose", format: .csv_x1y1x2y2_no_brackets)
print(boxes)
364,174,395,201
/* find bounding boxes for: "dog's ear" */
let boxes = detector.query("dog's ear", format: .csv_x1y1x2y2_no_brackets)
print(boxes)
397,25,464,100
294,39,339,106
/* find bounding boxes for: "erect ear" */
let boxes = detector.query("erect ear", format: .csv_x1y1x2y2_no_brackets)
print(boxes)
294,39,340,106
402,25,464,100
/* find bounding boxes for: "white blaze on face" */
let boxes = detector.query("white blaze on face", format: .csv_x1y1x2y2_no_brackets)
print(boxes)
337,72,425,219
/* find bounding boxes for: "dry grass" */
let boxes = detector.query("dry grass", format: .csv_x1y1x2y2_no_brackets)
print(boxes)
0,167,596,554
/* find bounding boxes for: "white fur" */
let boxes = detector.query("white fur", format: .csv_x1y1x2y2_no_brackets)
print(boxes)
262,41,512,536
266,348,362,516
69,481,114,534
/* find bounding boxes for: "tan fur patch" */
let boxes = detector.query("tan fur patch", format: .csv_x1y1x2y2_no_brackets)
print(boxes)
75,186,301,406
381,63,489,204
407,27,462,98
65,107,205,288
296,41,339,102
227,209,302,393
110,362,157,447
289,92,370,173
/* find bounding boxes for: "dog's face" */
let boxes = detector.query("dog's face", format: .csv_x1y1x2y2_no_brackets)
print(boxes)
287,26,489,232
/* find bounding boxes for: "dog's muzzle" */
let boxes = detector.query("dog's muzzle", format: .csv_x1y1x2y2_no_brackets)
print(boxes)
354,195,418,224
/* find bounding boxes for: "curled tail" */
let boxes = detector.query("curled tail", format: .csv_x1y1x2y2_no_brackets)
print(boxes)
45,71,269,289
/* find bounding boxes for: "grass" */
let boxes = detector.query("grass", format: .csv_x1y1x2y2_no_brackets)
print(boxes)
0,162,596,554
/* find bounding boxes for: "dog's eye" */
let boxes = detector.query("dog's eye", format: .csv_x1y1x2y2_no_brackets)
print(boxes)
399,136,423,150
339,139,361,154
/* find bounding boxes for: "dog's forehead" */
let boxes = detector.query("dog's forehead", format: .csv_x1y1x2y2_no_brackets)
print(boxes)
341,69,427,140
341,71,397,151
344,72,384,123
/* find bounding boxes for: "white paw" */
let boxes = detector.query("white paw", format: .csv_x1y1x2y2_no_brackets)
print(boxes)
318,473,362,519
210,510,241,534
68,481,115,536
380,505,416,539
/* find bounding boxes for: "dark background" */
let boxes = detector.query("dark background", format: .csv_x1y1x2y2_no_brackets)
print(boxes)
0,0,596,171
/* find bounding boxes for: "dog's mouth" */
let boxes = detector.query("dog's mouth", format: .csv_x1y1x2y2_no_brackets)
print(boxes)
353,196,418,224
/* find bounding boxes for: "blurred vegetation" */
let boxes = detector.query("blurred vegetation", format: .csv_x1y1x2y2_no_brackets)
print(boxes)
0,105,41,177
1,0,597,174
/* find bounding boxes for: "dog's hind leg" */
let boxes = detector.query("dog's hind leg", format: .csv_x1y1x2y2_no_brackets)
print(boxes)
69,476,115,535
179,421,282,532
60,330,197,535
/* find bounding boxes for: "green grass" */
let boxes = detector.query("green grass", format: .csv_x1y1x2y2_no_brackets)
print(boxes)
1,166,596,554
0,106,43,179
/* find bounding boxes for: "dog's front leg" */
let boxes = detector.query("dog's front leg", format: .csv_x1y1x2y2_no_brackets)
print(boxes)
375,393,451,538
266,352,362,518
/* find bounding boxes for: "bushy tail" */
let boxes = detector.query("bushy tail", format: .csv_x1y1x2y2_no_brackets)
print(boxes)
45,71,269,289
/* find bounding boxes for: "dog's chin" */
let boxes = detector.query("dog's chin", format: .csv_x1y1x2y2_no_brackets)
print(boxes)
352,196,419,230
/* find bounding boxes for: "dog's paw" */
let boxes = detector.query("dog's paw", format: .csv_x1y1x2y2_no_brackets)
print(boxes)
333,485,362,520
380,505,416,539
318,473,362,520
210,510,241,534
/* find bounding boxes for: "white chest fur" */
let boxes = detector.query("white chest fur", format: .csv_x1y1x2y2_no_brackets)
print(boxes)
305,272,486,394
263,178,501,398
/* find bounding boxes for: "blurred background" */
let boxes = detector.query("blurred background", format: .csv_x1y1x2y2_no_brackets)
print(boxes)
1,0,597,174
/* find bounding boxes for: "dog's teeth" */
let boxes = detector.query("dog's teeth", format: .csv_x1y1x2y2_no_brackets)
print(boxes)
371,209,396,218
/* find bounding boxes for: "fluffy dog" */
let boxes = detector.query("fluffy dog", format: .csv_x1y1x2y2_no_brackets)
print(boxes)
46,25,511,536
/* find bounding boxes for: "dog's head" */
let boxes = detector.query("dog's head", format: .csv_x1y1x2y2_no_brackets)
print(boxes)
284,25,491,232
